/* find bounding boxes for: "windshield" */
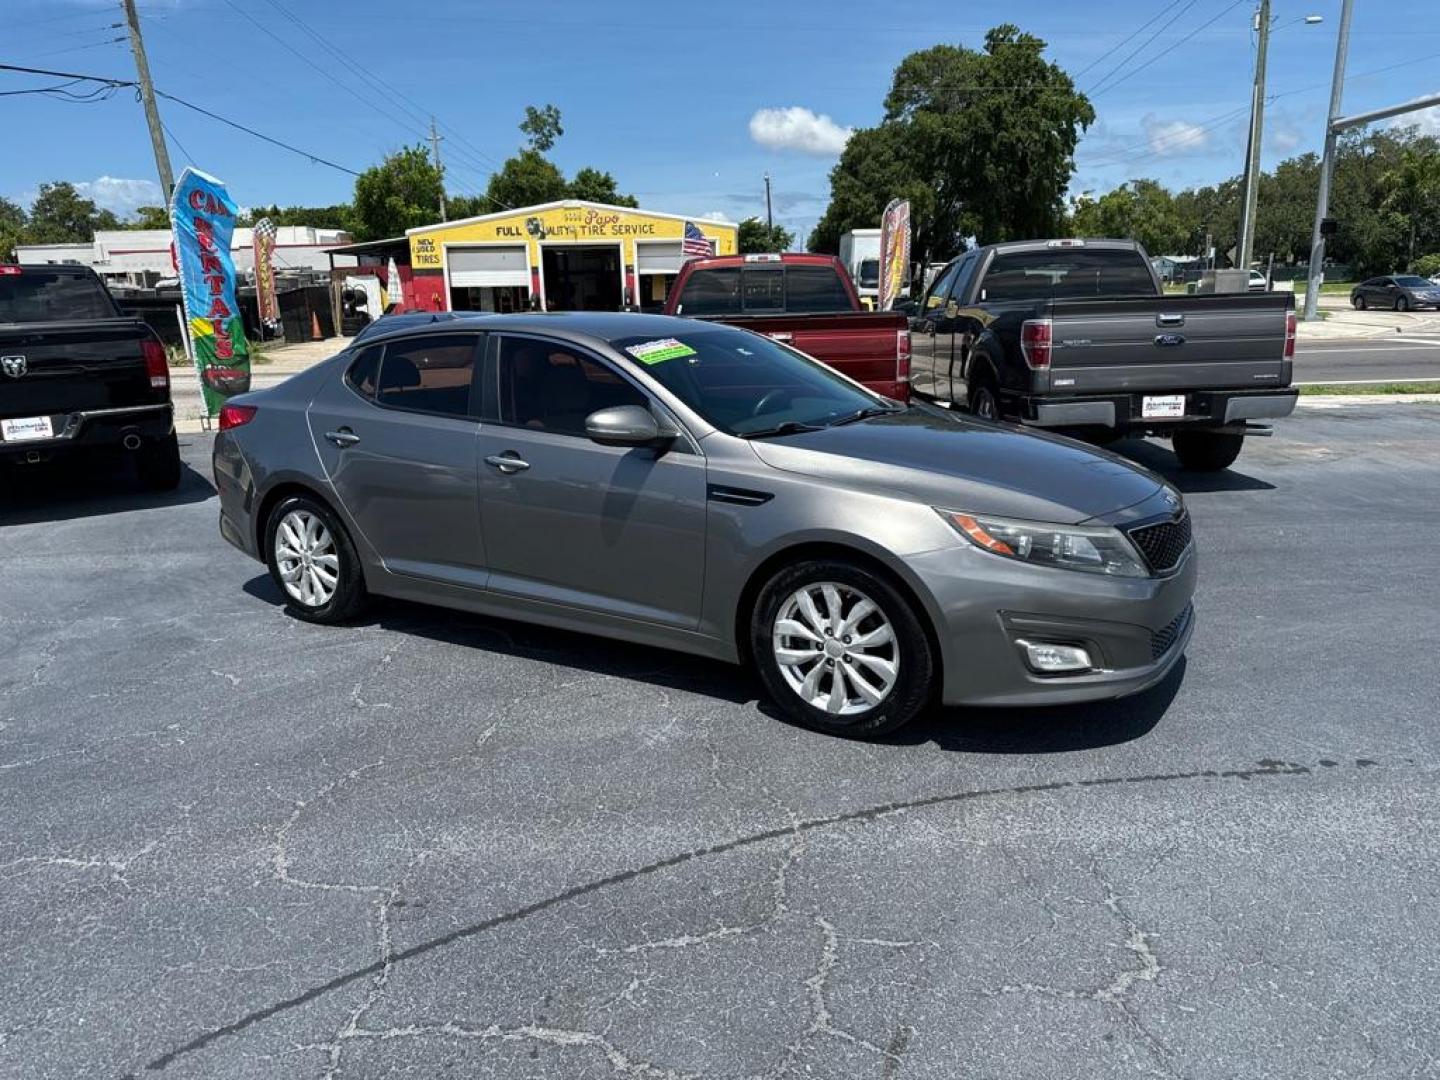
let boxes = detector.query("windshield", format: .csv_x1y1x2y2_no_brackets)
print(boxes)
610,326,884,436
1395,276,1431,288
857,259,880,287
0,269,117,323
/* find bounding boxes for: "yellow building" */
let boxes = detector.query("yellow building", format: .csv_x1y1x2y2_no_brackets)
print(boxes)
406,200,738,314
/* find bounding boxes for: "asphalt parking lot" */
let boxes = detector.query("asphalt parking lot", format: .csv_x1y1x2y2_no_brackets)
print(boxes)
3,404,1439,1079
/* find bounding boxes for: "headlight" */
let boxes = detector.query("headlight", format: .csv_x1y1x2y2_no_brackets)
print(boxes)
939,510,1150,578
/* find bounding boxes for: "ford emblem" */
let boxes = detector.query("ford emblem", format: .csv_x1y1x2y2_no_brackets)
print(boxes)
1154,333,1186,347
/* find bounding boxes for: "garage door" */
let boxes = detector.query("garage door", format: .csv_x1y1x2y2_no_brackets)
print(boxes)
636,242,685,275
448,246,529,287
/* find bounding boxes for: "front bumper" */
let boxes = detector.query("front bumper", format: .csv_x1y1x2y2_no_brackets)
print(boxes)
1018,388,1297,431
0,403,173,460
907,540,1197,707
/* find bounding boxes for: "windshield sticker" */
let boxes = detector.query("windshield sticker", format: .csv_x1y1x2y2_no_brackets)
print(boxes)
626,338,696,365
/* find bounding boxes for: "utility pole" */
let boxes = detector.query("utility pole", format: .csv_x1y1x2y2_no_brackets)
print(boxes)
763,173,773,232
1236,0,1271,272
1304,0,1354,321
429,117,447,222
120,0,174,201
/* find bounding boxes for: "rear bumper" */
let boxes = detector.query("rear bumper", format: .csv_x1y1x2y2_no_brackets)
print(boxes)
0,403,173,459
1018,388,1297,431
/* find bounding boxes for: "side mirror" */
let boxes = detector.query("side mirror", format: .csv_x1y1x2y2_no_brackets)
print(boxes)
891,298,916,316
585,405,664,447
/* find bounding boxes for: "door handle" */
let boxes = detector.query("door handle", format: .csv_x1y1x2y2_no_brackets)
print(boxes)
1156,313,1185,327
325,429,360,447
484,452,530,474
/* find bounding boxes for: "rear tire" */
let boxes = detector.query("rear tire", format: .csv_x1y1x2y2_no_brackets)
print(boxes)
1173,429,1244,471
967,374,1000,420
751,559,933,739
265,494,369,624
136,432,181,491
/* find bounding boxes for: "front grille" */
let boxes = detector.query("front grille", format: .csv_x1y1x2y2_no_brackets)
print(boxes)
1150,603,1193,660
1127,512,1192,574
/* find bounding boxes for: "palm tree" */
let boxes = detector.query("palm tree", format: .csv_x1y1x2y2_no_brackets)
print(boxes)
1381,147,1440,269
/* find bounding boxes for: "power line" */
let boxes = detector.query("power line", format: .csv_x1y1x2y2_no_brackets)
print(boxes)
1084,0,1197,92
153,90,361,175
1091,0,1251,99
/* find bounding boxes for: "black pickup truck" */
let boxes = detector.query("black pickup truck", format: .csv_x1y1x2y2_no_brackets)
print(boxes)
0,264,180,489
907,239,1296,470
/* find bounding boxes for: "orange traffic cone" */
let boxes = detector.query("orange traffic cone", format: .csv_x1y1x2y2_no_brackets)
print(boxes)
311,310,322,341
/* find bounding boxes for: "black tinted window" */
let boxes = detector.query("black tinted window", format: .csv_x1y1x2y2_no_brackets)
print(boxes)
0,270,117,322
948,254,978,303
740,267,784,313
923,261,960,312
982,249,1155,300
345,345,382,399
497,337,646,436
785,266,851,312
376,334,478,417
857,259,879,287
675,267,740,315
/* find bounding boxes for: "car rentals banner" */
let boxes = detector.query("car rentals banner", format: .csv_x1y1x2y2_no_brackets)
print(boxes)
252,216,280,333
879,198,911,312
171,167,251,417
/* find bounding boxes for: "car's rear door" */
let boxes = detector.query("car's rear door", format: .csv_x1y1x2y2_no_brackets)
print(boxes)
306,332,488,588
472,332,707,630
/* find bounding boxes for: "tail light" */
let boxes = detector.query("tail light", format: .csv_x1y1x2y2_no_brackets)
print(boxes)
141,336,169,391
1284,311,1296,359
218,404,256,431
896,328,911,385
1020,318,1052,370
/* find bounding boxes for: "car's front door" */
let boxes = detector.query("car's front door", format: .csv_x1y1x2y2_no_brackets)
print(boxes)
473,333,708,630
306,332,487,589
909,259,960,399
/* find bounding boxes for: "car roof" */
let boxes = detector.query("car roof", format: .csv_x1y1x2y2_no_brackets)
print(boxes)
351,310,723,349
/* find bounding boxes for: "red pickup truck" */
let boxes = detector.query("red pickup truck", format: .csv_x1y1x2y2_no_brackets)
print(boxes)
662,253,911,401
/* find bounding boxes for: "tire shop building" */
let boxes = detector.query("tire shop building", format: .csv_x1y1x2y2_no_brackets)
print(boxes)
404,201,738,315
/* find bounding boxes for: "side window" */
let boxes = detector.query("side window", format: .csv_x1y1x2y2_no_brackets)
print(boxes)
345,345,382,399
924,261,961,312
496,336,647,437
376,334,480,417
947,254,978,304
785,265,852,312
675,267,740,316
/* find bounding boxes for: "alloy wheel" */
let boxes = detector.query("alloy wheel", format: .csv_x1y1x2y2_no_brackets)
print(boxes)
274,509,340,607
772,582,898,716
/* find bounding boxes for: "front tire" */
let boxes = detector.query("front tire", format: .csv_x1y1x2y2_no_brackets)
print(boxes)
1355,295,1367,310
1396,295,1409,312
265,494,368,624
751,559,933,739
1173,429,1244,471
136,432,181,491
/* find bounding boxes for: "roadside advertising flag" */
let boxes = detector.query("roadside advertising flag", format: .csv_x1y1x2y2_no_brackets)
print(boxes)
879,198,911,311
252,217,280,332
385,256,404,309
170,167,251,417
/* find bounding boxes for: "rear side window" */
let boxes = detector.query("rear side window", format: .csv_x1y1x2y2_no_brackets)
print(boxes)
981,250,1156,301
375,334,479,417
345,345,382,399
785,265,852,312
0,270,117,323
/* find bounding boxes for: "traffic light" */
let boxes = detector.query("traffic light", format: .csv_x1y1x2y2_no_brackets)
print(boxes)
1319,218,1338,237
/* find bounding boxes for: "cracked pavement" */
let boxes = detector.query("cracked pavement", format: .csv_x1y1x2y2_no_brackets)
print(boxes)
2,405,1439,1078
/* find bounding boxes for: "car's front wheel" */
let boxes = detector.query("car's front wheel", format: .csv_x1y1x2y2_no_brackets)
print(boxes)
1355,295,1367,310
265,494,368,624
751,559,933,738
1396,295,1410,312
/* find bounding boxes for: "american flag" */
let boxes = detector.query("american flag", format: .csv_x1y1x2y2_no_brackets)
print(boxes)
682,221,715,257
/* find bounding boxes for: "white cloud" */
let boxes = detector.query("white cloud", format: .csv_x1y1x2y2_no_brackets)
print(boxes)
1391,105,1440,137
703,210,727,221
1142,115,1211,157
73,176,164,215
748,107,853,156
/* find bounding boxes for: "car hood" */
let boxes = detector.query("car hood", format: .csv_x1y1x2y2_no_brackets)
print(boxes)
746,408,1164,525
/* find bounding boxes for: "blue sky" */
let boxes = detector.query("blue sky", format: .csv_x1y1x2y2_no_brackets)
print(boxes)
5,0,1439,241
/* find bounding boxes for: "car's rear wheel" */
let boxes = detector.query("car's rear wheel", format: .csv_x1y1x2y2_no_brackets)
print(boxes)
751,559,933,738
1355,295,1367,310
1173,429,1244,471
135,432,181,491
265,494,368,624
967,374,1000,420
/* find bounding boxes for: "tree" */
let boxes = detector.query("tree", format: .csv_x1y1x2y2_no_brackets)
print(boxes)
241,203,351,230
811,26,1093,264
124,205,172,230
1071,179,1188,255
24,181,118,243
485,149,568,210
568,167,638,207
0,196,26,262
738,217,794,253
1381,144,1440,268
349,146,444,240
520,104,563,153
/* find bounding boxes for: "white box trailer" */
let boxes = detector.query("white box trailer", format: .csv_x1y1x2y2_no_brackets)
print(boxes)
839,229,882,307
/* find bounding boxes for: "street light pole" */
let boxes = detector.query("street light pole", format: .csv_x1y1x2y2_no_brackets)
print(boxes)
1236,0,1271,271
1304,0,1355,321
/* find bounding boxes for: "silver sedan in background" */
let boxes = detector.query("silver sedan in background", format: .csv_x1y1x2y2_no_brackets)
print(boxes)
213,313,1194,738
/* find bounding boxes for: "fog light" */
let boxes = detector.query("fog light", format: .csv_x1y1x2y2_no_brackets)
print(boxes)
1020,641,1092,674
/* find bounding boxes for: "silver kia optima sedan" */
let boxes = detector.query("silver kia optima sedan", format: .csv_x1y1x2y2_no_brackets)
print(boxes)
213,312,1194,738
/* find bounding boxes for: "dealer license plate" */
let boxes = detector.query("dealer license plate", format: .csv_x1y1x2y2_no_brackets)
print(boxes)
0,416,54,442
1141,395,1185,420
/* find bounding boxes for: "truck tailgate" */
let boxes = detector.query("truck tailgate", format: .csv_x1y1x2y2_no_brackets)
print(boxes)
0,318,162,418
702,312,910,398
1047,293,1292,393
